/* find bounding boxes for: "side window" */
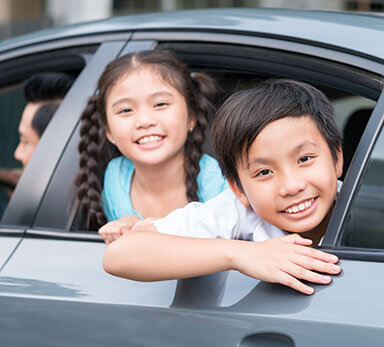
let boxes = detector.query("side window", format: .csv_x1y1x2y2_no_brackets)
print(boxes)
0,86,24,218
340,123,384,249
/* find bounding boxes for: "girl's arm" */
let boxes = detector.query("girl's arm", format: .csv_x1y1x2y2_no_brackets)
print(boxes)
102,224,341,295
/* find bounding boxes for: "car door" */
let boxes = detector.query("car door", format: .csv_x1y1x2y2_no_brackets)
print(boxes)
0,39,182,347
111,32,384,346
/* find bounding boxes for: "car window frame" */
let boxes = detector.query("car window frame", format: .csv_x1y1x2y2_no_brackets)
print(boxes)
0,40,128,228
12,31,384,250
321,89,384,260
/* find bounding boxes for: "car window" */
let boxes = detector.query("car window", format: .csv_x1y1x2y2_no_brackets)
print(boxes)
0,85,24,218
67,43,380,232
0,45,96,225
340,122,384,249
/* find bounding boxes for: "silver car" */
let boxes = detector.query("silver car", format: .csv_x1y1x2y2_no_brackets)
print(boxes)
0,8,384,346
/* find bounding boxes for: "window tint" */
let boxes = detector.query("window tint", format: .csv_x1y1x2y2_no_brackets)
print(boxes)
340,123,384,249
0,86,24,218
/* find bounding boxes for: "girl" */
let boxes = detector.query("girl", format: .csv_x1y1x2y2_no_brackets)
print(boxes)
75,50,227,241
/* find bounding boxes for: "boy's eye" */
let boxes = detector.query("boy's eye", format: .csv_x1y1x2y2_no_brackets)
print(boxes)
298,155,313,164
154,102,169,108
255,169,272,177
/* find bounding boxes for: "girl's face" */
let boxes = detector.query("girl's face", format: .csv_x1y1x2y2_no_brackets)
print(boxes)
105,66,193,168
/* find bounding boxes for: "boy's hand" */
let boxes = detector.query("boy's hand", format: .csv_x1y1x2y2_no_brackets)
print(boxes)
99,215,141,245
232,234,341,295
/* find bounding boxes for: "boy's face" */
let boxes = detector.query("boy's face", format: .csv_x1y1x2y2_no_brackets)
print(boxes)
230,116,343,233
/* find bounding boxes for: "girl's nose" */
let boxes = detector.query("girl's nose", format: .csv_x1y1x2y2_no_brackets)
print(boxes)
279,172,306,197
135,110,157,129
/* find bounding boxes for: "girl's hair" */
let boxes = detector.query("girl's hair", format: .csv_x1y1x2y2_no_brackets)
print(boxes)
75,50,220,230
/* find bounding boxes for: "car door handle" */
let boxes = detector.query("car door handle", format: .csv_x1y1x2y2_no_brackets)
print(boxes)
240,332,294,347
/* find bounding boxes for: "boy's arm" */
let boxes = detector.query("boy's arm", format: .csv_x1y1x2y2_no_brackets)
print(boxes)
102,223,340,295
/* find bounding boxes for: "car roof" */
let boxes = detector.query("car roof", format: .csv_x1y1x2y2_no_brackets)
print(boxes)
1,8,384,62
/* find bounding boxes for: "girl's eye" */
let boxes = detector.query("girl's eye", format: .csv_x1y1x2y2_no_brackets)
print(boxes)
117,108,132,115
255,169,272,177
298,155,313,164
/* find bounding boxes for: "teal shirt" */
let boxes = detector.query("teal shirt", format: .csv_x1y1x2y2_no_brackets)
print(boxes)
102,154,228,221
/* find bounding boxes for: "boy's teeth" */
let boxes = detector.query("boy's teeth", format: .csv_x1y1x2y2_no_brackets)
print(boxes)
285,198,314,214
138,135,162,144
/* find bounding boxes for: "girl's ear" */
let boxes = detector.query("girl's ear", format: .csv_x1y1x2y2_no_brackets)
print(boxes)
105,129,116,145
227,180,250,207
335,147,344,178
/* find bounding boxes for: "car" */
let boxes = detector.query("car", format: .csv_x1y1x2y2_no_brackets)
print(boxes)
0,7,384,346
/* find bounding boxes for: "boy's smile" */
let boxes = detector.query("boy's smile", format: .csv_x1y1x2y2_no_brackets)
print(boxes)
230,115,343,236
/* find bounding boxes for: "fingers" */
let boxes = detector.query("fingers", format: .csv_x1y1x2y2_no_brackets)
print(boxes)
281,233,312,246
98,216,144,245
98,223,124,245
294,245,339,264
99,229,122,245
131,218,157,232
278,260,336,295
275,271,315,295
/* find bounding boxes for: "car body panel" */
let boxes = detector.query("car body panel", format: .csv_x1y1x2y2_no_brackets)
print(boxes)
0,9,384,63
0,234,22,270
0,237,177,306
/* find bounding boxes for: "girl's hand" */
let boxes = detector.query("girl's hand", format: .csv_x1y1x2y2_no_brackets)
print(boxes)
131,218,157,232
98,215,141,245
232,234,341,295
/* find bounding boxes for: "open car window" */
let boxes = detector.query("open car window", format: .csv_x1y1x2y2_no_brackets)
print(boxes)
0,85,24,219
339,121,384,249
0,45,97,226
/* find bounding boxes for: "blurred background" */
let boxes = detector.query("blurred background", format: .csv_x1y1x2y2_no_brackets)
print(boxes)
0,0,383,40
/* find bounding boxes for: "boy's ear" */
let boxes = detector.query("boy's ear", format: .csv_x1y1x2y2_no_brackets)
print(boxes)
335,147,344,178
227,180,250,207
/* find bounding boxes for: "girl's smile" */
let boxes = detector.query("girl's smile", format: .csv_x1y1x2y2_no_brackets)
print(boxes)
105,66,192,168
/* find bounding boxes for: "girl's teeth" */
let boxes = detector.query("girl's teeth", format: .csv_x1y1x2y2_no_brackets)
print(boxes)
138,136,161,144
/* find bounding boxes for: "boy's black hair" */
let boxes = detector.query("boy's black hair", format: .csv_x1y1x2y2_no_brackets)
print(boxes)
31,102,60,137
211,79,342,189
23,72,74,103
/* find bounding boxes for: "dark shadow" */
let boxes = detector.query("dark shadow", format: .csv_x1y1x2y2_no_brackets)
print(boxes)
342,108,372,180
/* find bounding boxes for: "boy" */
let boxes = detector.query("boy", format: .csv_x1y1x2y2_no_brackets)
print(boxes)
102,79,343,295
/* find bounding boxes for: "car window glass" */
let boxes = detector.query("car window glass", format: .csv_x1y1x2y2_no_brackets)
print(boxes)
340,123,384,249
0,86,24,218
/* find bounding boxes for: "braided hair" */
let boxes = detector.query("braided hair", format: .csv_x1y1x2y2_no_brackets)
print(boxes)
75,50,220,230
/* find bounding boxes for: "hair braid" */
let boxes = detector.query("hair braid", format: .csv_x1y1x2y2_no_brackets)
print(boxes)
75,95,107,230
184,73,218,202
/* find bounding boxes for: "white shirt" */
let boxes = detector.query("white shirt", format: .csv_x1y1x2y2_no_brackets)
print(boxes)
153,188,286,241
153,181,343,241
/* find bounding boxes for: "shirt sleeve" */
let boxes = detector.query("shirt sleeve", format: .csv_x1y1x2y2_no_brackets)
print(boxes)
153,189,241,239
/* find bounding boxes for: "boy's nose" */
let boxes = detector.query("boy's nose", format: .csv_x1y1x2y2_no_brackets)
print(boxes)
279,173,306,197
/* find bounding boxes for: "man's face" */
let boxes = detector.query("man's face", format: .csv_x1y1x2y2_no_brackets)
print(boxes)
230,116,343,234
14,102,41,167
